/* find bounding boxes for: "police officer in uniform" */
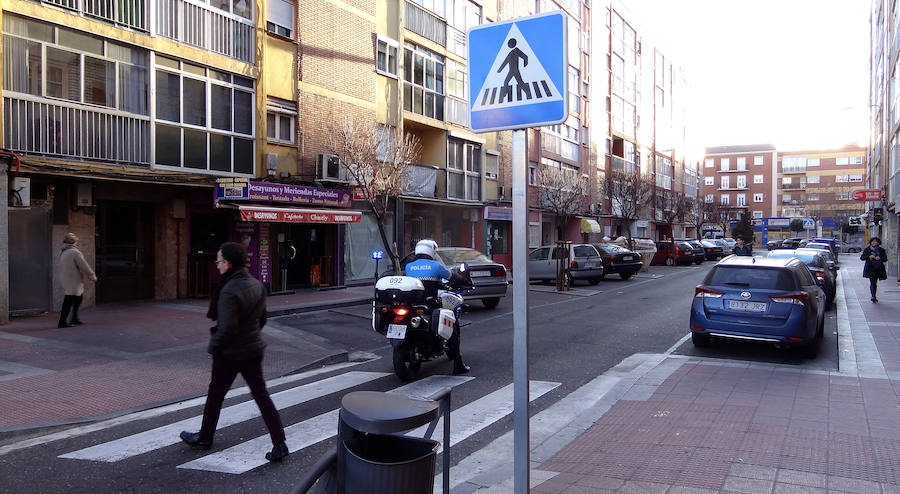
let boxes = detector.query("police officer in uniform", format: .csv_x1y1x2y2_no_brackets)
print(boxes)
405,239,471,374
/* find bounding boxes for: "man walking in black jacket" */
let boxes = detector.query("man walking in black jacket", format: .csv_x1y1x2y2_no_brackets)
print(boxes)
733,237,753,256
180,242,288,462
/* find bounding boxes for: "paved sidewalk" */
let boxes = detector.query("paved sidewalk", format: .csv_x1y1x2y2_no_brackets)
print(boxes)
520,255,900,493
0,285,373,432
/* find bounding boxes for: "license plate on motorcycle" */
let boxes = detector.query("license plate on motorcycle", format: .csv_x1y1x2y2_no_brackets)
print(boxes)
386,324,407,339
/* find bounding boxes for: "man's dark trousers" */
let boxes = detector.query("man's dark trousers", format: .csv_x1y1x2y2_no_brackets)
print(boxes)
199,355,286,444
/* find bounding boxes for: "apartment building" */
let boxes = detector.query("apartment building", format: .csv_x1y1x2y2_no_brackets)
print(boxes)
1,0,271,318
777,148,867,237
700,144,778,224
592,2,695,243
868,0,899,275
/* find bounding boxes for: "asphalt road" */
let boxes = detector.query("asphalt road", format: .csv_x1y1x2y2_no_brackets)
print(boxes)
0,261,839,493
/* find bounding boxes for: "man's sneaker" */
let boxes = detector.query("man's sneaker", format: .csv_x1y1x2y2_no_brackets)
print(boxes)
265,441,289,462
180,431,212,450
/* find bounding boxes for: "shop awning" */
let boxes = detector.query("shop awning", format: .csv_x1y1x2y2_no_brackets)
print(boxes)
237,205,362,223
580,218,602,234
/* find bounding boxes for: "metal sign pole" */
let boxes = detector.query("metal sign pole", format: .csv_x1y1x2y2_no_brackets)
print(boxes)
511,129,530,493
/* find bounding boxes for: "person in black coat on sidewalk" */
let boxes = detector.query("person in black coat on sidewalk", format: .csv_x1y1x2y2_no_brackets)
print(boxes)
180,242,288,462
861,237,888,303
732,237,753,256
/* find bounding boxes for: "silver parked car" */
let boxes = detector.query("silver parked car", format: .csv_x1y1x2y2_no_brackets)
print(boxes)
528,243,604,285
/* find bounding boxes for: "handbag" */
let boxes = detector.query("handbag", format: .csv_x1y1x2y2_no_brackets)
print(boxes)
871,258,887,280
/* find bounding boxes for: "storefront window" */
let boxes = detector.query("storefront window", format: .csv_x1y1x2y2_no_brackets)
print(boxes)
345,212,394,281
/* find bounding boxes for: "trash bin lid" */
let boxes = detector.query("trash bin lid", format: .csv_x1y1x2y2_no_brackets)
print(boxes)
340,391,439,434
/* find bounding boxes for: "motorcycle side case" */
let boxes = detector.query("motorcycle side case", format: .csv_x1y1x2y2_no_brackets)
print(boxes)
431,308,456,340
437,290,464,310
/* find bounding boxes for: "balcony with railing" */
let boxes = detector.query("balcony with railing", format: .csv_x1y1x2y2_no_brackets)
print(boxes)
782,164,807,174
405,1,446,46
781,179,807,190
33,0,147,31
4,94,151,164
157,0,255,63
446,97,468,127
611,155,635,174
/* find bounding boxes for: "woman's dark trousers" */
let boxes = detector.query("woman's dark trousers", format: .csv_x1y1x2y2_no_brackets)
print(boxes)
871,277,879,300
199,355,285,445
58,295,83,325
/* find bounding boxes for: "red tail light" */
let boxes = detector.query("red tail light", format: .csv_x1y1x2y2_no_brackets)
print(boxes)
570,260,579,268
393,307,409,316
493,269,506,277
694,286,724,298
770,292,808,306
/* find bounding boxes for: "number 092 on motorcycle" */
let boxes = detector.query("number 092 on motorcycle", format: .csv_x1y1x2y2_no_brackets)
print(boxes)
386,324,407,339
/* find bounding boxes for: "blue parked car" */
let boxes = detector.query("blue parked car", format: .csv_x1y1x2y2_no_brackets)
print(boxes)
689,256,826,357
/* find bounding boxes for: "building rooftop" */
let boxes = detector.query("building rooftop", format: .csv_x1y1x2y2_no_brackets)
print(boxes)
704,144,777,155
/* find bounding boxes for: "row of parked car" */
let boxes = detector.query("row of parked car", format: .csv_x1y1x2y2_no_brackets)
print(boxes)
651,238,734,266
767,237,862,253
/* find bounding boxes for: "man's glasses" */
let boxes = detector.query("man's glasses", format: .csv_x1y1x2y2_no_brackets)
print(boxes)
214,259,226,265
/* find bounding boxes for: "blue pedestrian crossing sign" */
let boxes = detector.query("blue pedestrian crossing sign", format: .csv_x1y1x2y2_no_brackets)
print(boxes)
468,12,567,132
803,219,815,230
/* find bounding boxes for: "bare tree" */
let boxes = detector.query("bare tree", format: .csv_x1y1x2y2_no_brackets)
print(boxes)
327,116,421,272
685,197,715,239
538,164,587,239
709,201,742,237
655,190,688,240
603,170,653,250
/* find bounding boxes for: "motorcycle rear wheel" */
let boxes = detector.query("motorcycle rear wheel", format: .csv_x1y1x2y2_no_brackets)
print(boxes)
393,344,421,381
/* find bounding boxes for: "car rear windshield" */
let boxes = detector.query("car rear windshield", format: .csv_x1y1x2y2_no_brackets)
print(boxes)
573,245,598,257
707,266,796,290
437,248,492,264
596,244,631,254
768,250,821,265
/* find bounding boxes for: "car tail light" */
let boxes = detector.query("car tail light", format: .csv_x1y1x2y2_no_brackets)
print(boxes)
770,292,808,306
570,260,579,268
393,307,409,316
691,327,706,332
811,269,826,283
493,269,506,277
788,337,804,342
694,286,724,298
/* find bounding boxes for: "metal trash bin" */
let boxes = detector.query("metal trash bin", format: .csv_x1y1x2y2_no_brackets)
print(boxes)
344,433,439,494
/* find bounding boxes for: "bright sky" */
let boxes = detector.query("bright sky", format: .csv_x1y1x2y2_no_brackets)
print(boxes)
623,0,871,153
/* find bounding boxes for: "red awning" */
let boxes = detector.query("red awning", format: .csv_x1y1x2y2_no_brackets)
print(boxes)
237,205,362,224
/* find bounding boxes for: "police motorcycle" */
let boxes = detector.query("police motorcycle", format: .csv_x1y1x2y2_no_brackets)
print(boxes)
372,264,473,381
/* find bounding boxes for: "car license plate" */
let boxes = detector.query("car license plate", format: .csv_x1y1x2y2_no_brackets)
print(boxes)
470,271,491,277
622,256,633,261
386,324,407,339
728,300,766,312
585,262,596,268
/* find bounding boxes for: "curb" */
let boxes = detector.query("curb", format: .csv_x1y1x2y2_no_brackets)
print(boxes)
266,297,372,317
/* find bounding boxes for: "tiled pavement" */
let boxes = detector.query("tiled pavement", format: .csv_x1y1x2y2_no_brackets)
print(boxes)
523,256,900,494
0,285,373,432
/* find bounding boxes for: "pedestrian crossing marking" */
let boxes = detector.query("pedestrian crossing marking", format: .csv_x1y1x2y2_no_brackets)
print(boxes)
59,371,389,462
408,380,559,454
177,375,474,474
471,23,563,113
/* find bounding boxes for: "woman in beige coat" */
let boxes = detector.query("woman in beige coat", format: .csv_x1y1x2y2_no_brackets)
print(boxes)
58,233,97,328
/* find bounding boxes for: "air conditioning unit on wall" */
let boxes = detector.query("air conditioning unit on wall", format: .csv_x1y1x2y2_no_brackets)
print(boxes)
316,154,347,181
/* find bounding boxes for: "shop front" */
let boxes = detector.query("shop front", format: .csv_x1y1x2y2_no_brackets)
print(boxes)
214,179,359,292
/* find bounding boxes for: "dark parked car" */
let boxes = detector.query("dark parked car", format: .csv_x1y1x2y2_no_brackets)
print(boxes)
392,247,508,309
809,238,840,258
800,243,839,268
782,237,804,249
690,256,825,357
766,239,783,250
700,240,725,260
652,241,695,266
768,249,836,309
593,244,643,280
683,240,706,265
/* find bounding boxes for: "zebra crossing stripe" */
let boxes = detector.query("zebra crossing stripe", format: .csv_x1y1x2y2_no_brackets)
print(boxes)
59,371,389,462
177,375,474,474
407,380,559,454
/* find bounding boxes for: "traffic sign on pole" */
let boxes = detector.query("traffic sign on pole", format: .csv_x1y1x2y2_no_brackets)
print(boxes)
468,12,567,132
803,219,815,230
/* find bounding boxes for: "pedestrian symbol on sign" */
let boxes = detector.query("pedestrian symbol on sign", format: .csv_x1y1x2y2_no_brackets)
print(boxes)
471,24,564,112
